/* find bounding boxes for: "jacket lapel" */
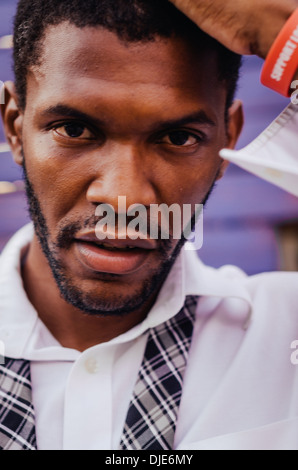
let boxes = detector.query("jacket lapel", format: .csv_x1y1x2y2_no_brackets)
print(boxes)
0,358,37,450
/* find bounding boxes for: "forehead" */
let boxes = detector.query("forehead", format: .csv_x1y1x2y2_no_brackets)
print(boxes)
26,22,226,124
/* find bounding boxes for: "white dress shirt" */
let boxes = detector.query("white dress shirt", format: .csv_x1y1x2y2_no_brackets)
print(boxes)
1,223,298,450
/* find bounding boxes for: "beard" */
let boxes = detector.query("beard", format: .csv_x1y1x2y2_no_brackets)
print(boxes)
22,154,216,317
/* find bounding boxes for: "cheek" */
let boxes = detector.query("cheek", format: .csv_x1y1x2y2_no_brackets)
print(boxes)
23,139,89,223
158,155,223,207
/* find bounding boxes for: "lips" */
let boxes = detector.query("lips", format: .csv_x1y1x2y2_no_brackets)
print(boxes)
73,231,156,275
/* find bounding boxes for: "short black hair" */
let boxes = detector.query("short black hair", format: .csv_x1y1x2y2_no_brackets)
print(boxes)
13,0,242,111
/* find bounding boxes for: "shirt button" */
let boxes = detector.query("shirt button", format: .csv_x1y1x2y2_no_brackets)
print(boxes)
85,357,100,374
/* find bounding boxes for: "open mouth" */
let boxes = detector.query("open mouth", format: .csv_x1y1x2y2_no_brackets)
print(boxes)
90,242,143,252
73,233,156,275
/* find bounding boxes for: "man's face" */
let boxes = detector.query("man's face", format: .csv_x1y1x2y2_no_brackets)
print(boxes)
3,24,242,315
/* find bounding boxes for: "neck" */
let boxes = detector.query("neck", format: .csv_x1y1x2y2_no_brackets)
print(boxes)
22,236,160,352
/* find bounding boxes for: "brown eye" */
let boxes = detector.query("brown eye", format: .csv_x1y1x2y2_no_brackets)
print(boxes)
162,131,200,147
54,123,94,139
64,123,85,138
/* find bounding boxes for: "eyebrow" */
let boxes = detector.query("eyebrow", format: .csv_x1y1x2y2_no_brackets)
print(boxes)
154,110,216,130
40,105,105,127
39,104,216,129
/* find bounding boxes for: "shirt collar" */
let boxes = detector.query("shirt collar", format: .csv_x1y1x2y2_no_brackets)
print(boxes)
0,224,252,359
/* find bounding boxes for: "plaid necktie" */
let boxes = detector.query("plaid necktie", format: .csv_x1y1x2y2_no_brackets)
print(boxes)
119,295,198,450
0,359,37,450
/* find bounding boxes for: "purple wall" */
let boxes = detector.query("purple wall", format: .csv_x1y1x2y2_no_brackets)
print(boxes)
198,57,298,273
1,0,298,274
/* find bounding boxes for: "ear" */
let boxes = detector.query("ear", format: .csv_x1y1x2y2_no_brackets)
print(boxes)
216,99,244,181
0,81,24,166
226,99,244,149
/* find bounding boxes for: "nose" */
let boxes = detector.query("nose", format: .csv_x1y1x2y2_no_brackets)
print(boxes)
86,143,157,210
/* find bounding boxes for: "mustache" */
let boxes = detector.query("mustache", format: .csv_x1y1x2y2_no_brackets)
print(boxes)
55,213,175,251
